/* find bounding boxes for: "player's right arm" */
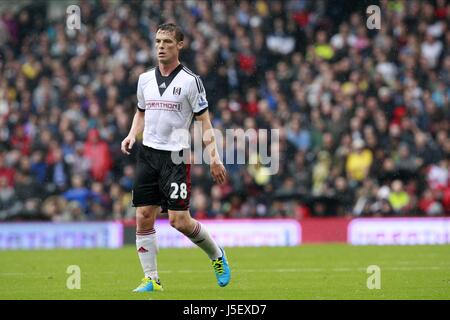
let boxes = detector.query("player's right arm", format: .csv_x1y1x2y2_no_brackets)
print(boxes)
121,111,144,155
121,74,146,155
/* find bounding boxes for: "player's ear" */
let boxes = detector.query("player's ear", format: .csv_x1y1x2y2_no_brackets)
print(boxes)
177,40,184,50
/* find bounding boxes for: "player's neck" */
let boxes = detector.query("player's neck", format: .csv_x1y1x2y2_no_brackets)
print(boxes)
158,60,181,77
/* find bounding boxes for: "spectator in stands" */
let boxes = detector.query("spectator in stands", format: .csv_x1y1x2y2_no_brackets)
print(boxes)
0,152,15,187
30,150,47,184
67,201,87,221
14,170,42,204
419,188,444,216
346,139,373,184
63,175,91,213
41,195,70,221
286,118,310,152
312,151,331,196
388,180,412,215
68,142,91,179
83,128,112,182
119,164,134,192
0,0,448,220
0,176,21,220
394,143,419,172
46,147,70,193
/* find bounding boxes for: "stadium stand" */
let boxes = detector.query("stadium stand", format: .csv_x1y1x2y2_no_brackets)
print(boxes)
0,0,449,221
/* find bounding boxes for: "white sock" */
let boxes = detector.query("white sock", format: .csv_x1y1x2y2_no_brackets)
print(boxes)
186,221,222,260
136,228,159,280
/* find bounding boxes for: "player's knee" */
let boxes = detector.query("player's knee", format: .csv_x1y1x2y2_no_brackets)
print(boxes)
169,214,190,233
136,207,154,220
168,215,180,229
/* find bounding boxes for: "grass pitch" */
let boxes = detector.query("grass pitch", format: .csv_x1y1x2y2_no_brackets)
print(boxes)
0,244,449,300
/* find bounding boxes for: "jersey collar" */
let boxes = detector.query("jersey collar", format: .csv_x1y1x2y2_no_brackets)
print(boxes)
156,63,184,96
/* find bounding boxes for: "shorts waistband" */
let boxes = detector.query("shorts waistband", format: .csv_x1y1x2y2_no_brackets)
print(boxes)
141,144,185,155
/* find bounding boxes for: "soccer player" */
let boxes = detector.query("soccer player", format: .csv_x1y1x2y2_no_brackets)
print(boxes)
121,23,231,292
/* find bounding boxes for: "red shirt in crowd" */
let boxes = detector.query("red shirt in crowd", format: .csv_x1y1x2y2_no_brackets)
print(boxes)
83,129,112,182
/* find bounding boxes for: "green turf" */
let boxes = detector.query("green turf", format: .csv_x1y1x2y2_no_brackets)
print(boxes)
0,244,449,300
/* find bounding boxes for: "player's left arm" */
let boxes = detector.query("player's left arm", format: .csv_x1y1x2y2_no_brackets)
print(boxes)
188,75,227,185
195,110,227,185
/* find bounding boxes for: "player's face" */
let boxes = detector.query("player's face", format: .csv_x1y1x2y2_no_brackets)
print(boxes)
155,30,183,65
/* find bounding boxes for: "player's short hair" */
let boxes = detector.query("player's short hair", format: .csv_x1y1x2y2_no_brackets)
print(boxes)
157,23,184,42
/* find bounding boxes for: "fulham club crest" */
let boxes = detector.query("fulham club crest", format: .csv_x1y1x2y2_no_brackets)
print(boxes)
173,87,181,96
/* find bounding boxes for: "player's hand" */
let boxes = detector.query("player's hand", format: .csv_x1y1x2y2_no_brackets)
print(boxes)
121,136,135,155
210,161,227,185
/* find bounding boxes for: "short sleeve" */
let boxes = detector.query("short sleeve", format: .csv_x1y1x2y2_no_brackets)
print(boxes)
188,76,208,116
137,75,145,112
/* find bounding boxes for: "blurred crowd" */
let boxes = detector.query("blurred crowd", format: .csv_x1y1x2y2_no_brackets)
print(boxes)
0,0,449,222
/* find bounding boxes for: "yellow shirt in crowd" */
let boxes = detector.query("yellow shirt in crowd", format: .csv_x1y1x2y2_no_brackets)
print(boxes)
346,149,373,181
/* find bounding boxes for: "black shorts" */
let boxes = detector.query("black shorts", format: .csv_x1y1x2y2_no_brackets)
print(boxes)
132,145,191,212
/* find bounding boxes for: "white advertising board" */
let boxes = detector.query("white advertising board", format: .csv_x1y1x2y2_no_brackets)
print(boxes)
348,218,450,245
0,222,123,249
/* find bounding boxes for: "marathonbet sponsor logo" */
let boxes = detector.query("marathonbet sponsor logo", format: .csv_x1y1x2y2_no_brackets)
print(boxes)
145,100,182,112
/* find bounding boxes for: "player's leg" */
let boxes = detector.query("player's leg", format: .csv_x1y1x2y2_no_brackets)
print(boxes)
168,209,231,287
135,205,159,281
131,146,163,292
161,153,230,286
168,209,221,260
161,157,222,260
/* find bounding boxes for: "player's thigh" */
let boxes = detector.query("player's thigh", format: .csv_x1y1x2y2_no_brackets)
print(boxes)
160,162,191,212
132,147,162,207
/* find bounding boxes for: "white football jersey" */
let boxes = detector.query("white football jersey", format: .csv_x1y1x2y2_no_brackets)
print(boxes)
136,64,208,151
